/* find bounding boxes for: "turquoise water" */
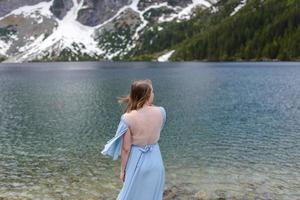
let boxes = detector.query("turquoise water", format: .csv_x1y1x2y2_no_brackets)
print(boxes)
0,62,299,199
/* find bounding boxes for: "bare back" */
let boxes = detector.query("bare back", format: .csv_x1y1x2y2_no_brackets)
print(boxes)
123,105,164,146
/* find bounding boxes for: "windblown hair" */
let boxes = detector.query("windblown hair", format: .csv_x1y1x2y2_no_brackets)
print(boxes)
117,79,153,113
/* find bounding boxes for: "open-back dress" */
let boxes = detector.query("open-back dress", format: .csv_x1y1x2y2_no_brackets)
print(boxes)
101,106,167,200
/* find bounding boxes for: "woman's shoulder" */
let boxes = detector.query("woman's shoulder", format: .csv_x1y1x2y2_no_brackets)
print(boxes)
156,106,166,129
153,105,166,121
121,110,138,125
157,105,166,114
151,104,165,110
120,113,131,126
148,105,165,114
121,105,165,119
122,110,135,119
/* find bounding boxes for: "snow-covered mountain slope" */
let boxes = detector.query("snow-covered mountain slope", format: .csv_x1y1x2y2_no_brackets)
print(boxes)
0,0,51,17
0,0,221,62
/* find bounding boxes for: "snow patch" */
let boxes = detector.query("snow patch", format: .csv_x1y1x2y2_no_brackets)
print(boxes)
133,3,170,40
0,32,19,55
157,50,175,62
11,0,104,61
158,0,214,23
0,40,11,55
230,0,247,16
0,0,54,21
178,0,212,20
210,6,219,13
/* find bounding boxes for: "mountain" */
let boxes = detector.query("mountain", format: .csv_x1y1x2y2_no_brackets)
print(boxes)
127,0,300,61
0,0,218,62
170,0,300,61
0,0,299,62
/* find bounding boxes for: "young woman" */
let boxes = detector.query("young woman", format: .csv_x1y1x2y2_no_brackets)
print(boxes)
101,79,167,200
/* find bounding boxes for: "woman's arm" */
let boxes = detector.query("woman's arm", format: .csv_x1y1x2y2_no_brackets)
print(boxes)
120,128,131,182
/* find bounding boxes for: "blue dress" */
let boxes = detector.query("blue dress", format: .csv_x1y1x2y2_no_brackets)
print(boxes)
101,106,167,200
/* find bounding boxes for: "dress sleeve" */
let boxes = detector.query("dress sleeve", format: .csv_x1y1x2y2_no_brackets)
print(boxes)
101,114,129,160
159,106,166,130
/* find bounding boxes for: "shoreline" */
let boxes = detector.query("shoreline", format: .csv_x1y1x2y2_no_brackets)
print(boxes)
1,60,300,65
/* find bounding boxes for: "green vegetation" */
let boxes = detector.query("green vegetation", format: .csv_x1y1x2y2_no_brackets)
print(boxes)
126,0,242,60
32,43,102,62
0,56,7,62
97,24,133,54
126,51,166,61
96,18,141,60
143,7,175,23
127,0,300,61
0,25,16,37
173,0,300,61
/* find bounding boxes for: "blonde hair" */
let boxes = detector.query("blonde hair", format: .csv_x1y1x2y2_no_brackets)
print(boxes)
117,79,153,113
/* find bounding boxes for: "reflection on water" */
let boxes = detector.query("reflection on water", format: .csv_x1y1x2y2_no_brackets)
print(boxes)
0,62,299,199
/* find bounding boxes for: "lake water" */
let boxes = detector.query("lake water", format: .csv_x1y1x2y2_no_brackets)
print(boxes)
0,62,299,200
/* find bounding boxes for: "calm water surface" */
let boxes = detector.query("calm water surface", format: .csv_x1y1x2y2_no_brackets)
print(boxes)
0,62,299,199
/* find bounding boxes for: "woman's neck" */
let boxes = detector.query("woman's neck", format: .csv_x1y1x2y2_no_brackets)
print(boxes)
137,103,151,111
